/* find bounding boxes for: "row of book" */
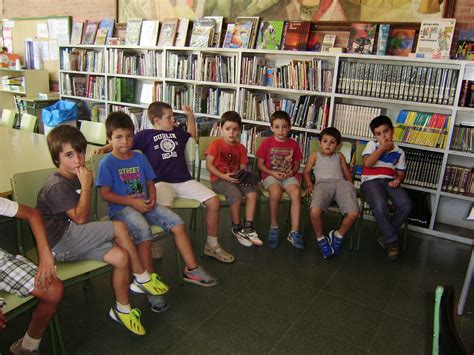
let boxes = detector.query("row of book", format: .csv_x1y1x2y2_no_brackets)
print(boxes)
240,56,333,93
108,77,135,103
394,110,449,149
450,125,474,153
442,164,474,196
166,53,237,83
61,48,105,73
108,49,162,77
404,149,442,189
61,73,105,100
458,80,474,108
110,105,148,132
337,62,458,105
2,76,24,93
333,104,383,138
194,88,236,117
164,84,193,111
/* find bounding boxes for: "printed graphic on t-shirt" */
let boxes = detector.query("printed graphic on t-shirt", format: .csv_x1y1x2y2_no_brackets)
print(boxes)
118,166,145,198
153,132,178,160
220,151,239,174
270,147,293,174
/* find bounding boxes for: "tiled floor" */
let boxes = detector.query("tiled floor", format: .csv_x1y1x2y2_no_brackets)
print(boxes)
1,209,473,354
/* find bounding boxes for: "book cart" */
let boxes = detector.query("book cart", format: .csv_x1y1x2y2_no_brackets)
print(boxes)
58,44,474,244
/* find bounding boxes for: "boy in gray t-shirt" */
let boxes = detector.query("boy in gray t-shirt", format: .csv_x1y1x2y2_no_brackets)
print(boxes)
303,127,359,259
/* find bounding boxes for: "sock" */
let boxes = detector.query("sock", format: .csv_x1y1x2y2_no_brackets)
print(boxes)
243,220,253,229
22,332,41,351
232,223,242,231
334,230,344,239
290,230,298,234
116,302,131,314
270,225,278,230
134,270,150,283
207,235,218,247
316,236,325,241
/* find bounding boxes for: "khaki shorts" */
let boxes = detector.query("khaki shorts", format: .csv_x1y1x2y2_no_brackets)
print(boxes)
262,176,300,190
155,180,216,206
211,179,258,205
310,179,359,215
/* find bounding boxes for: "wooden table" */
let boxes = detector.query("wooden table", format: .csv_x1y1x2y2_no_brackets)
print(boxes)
0,127,94,197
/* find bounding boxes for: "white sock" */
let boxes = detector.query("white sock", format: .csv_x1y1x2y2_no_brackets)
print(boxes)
22,332,41,351
334,230,344,239
270,225,279,229
316,236,325,241
133,271,150,283
116,302,131,314
207,235,218,248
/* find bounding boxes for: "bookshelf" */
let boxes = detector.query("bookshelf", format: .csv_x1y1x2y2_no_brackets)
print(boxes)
0,67,49,110
58,44,474,244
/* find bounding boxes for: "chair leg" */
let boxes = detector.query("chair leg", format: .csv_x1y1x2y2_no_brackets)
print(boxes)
402,221,408,252
48,322,58,355
176,250,184,285
356,214,363,251
53,314,66,355
457,249,474,315
83,278,90,291
200,206,205,257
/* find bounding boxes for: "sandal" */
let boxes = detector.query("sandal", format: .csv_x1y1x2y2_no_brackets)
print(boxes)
204,243,235,263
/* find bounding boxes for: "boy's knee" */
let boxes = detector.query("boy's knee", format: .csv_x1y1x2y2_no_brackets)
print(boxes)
310,208,322,219
113,221,129,236
206,196,220,210
105,246,129,268
41,279,64,305
346,210,359,220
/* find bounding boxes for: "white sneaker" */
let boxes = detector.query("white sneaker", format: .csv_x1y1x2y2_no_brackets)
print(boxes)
242,227,263,246
231,228,253,247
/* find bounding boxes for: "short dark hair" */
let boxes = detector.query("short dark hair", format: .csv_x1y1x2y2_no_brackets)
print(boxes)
220,111,242,127
147,101,172,125
369,115,393,134
270,110,291,126
105,111,134,139
319,127,342,145
47,125,87,168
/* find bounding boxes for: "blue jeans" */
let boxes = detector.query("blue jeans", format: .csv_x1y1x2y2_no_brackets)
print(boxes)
361,178,412,244
112,205,183,245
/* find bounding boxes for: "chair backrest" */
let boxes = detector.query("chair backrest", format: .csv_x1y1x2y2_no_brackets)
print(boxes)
354,142,367,167
309,139,353,162
80,120,107,146
1,109,16,128
197,136,218,180
19,113,37,132
432,285,469,355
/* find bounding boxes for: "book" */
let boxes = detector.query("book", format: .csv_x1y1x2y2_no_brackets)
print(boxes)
157,18,178,47
222,24,235,48
456,30,474,60
387,28,416,57
256,20,285,50
282,21,311,51
70,22,84,45
125,18,143,46
306,23,321,51
82,21,99,45
348,23,377,54
237,17,260,49
72,76,87,96
416,19,456,59
94,28,109,45
223,17,256,49
321,34,336,52
175,18,190,46
98,18,115,44
140,20,159,46
189,18,215,48
204,16,224,47
376,24,390,55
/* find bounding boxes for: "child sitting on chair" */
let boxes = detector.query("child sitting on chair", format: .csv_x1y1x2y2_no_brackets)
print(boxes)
0,197,63,354
206,111,262,248
303,127,359,259
256,110,303,249
96,111,217,292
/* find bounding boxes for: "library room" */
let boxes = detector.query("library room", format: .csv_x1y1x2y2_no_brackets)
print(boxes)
0,0,473,353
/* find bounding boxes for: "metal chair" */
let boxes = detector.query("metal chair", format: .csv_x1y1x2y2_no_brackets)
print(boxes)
19,113,37,132
0,109,16,128
79,120,107,146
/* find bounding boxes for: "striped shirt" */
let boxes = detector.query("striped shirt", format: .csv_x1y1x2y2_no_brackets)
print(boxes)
361,140,406,183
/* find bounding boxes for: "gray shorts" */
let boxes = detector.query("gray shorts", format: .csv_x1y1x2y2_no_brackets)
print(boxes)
212,179,258,205
262,176,300,190
310,179,359,215
0,249,37,297
51,221,115,262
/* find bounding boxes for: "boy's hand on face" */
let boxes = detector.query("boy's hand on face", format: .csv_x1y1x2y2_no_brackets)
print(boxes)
76,167,92,190
380,140,394,153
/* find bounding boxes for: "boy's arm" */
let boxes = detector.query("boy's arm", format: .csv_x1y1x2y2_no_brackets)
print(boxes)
183,105,197,139
92,143,112,155
65,167,92,224
15,205,57,289
206,155,239,183
339,153,353,183
303,152,316,193
363,141,393,167
388,170,406,187
290,159,301,177
99,185,153,213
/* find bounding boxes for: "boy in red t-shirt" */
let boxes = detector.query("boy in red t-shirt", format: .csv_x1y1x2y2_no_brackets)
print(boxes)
256,111,303,249
205,111,262,248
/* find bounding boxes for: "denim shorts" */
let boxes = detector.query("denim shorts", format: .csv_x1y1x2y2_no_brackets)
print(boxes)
112,205,183,245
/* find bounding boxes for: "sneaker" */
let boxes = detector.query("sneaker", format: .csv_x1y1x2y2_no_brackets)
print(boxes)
231,228,253,247
328,230,343,256
147,295,169,313
183,266,217,287
287,231,304,249
242,227,263,246
317,237,334,259
268,227,279,248
10,338,39,355
387,243,400,260
377,235,387,250
130,273,169,295
151,240,163,259
109,307,145,335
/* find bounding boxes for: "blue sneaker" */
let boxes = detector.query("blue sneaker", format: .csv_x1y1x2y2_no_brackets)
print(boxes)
268,227,279,248
287,231,304,249
317,237,334,259
328,230,343,256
